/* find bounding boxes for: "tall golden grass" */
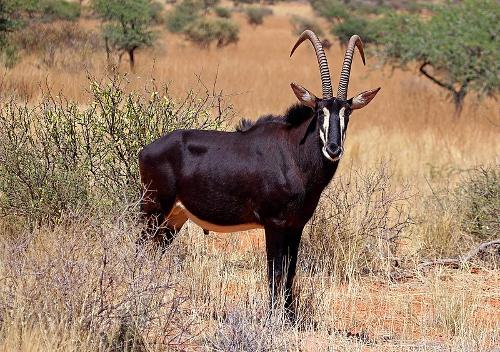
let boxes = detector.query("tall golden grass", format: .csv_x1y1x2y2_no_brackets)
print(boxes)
1,11,498,179
0,2,499,351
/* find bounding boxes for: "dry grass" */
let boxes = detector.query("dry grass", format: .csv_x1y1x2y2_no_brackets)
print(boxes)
1,212,498,351
0,2,499,351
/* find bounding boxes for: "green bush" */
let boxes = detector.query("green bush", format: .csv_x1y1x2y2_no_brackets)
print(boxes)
311,0,426,18
165,0,202,33
0,75,229,224
332,16,377,46
244,6,272,26
456,166,499,242
214,6,231,18
290,15,323,37
149,0,164,24
310,0,348,21
232,0,260,5
40,0,80,21
185,17,239,48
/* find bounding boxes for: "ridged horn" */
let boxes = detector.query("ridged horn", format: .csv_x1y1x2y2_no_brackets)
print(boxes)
290,30,333,99
337,35,366,100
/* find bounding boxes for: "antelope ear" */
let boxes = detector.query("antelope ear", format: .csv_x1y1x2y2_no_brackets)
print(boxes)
349,87,381,110
291,82,318,109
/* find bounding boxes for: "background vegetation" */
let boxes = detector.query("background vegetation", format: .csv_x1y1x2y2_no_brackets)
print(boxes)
166,0,240,48
313,0,499,116
0,0,498,350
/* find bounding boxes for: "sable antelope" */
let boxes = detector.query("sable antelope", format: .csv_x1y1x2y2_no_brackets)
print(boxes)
138,30,380,312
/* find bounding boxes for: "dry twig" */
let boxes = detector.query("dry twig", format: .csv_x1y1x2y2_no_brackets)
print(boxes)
418,239,500,270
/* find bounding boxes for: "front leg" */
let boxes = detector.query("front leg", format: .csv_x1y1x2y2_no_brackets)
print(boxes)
264,226,303,314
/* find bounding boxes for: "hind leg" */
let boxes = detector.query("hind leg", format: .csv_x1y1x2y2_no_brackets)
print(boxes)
160,201,188,246
138,188,187,251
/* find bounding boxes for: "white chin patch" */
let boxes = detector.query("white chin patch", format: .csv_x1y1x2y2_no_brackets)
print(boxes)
322,147,336,162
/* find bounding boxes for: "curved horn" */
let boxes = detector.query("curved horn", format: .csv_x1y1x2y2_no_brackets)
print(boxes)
290,30,333,99
337,35,366,100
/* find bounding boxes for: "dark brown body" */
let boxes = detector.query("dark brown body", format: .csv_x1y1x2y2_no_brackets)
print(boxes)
139,105,338,311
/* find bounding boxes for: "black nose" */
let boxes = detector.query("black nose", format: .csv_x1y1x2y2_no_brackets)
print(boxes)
326,143,342,159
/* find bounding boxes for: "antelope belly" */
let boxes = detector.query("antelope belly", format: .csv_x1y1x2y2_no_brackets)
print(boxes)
170,201,263,233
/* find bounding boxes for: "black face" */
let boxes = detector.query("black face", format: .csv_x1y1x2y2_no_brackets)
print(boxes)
316,99,352,162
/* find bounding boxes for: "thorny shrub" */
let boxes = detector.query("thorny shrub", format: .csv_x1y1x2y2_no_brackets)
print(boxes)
300,162,412,281
0,74,232,224
456,166,499,243
419,164,499,259
206,308,294,351
0,204,196,351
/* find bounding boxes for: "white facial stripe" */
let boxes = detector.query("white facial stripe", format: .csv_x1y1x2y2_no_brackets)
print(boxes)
339,107,346,147
320,107,344,162
321,107,330,145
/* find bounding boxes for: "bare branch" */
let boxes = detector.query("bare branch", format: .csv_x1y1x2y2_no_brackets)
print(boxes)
419,62,456,93
418,239,500,270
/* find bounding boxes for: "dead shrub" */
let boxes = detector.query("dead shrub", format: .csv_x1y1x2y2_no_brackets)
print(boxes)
419,164,499,261
456,165,499,243
13,22,99,69
0,204,196,351
205,308,294,351
300,161,412,281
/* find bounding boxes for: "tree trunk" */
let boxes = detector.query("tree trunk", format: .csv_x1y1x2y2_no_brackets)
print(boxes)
452,89,466,118
104,37,112,69
128,49,135,71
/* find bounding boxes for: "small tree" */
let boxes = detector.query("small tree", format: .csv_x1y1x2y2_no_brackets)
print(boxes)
93,0,157,70
374,1,499,117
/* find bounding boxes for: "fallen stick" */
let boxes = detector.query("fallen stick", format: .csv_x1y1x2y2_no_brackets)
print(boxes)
418,239,500,270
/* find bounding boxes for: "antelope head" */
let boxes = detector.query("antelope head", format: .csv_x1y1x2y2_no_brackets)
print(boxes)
290,30,380,162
